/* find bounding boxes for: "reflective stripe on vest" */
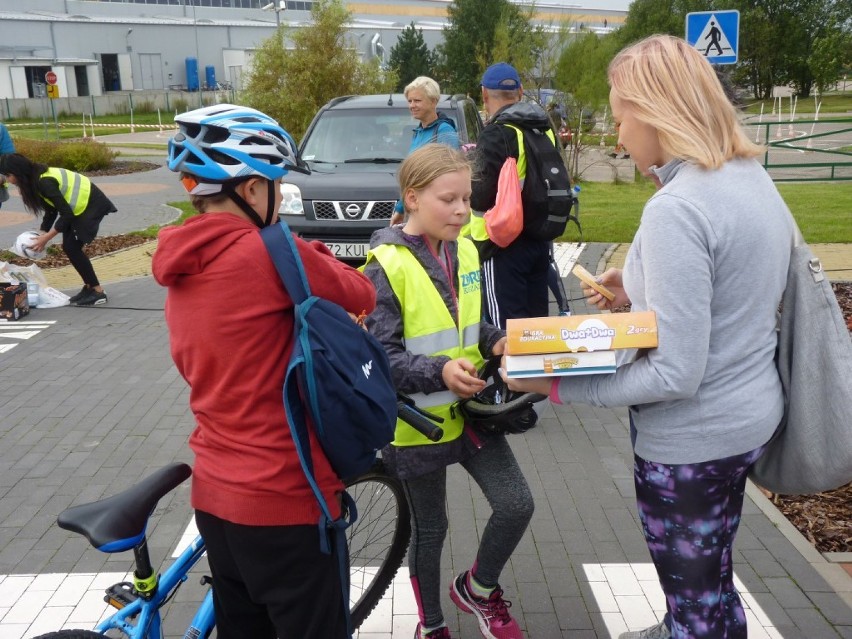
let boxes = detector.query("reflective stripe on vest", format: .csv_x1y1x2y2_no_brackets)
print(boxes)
366,239,484,446
40,167,91,216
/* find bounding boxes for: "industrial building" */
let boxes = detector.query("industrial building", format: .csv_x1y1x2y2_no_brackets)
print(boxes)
0,0,624,109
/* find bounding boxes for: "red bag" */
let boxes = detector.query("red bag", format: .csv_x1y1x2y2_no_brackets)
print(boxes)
484,157,523,248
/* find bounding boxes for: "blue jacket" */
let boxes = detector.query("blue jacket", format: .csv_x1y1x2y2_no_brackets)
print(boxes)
0,124,15,155
408,113,460,152
394,115,460,215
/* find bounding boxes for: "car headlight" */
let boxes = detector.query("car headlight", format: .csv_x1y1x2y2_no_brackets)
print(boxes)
279,183,304,216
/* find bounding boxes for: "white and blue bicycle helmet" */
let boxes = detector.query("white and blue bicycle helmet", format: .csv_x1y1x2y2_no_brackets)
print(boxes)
168,104,305,227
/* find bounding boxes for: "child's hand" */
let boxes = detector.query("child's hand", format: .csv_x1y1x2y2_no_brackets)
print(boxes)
443,358,487,398
491,337,507,357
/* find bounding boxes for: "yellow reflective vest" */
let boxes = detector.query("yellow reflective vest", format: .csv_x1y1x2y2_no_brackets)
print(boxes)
366,238,484,446
462,124,557,242
40,167,92,216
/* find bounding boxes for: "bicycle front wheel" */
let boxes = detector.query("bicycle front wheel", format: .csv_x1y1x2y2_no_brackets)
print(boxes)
345,463,411,629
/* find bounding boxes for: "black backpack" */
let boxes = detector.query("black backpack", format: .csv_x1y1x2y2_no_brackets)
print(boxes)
505,124,579,242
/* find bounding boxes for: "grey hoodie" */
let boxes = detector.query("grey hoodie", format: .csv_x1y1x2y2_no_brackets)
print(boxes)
554,158,794,464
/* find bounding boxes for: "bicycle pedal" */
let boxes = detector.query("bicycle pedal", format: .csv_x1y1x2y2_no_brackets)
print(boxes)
104,582,138,609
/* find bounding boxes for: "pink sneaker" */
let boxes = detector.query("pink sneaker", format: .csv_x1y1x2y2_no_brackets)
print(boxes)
449,571,523,638
414,623,452,638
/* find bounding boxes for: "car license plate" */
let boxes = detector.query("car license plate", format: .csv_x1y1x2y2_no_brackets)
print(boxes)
325,242,368,258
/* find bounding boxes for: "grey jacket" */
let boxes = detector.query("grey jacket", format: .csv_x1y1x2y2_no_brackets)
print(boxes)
554,158,794,464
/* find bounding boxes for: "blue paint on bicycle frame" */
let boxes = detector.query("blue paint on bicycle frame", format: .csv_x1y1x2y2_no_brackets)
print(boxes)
99,531,146,553
94,535,212,638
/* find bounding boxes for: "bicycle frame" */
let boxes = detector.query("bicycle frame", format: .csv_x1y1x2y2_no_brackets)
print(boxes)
95,535,214,639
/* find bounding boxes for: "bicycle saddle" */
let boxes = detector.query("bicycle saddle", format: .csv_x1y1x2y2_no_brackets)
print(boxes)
58,463,192,552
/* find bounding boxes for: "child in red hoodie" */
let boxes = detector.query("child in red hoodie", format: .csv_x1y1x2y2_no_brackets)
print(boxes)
153,105,376,639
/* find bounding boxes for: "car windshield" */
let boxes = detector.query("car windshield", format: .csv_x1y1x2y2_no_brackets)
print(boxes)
300,107,459,164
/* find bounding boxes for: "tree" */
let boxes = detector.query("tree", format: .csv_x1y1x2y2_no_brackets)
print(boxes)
388,22,435,91
810,24,852,97
615,0,709,47
439,0,539,97
242,0,396,141
556,32,618,112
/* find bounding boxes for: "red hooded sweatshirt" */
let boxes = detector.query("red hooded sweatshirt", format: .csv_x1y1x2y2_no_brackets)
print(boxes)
153,213,376,526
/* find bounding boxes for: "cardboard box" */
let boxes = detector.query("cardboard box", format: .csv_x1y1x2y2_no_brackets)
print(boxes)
0,282,30,321
505,350,617,378
507,311,657,355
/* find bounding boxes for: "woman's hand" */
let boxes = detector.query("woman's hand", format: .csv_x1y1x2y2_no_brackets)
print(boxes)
443,357,487,398
582,267,630,310
491,336,507,357
28,231,53,254
498,357,552,395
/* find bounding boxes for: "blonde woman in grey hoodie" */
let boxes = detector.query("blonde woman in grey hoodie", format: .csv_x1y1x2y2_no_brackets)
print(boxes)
504,35,794,639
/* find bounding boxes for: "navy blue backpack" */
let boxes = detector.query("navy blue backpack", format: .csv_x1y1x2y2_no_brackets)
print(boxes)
260,221,397,484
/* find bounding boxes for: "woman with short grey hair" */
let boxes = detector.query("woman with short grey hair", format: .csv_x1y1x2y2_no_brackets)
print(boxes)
390,76,461,224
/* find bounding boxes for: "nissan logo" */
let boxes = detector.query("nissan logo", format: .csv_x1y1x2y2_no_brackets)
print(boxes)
344,203,363,219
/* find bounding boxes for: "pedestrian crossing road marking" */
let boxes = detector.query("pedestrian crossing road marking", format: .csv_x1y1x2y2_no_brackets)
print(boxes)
0,320,55,354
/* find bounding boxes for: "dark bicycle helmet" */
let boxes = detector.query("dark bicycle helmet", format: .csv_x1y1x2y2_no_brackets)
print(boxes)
455,357,547,435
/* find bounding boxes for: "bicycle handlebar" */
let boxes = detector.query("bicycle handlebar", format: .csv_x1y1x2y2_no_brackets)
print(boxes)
396,394,444,442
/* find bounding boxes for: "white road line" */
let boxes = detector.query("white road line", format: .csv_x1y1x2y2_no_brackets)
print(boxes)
553,241,585,276
0,320,55,355
1,560,786,638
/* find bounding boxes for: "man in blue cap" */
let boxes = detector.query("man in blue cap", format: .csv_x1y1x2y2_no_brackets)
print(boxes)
468,62,561,328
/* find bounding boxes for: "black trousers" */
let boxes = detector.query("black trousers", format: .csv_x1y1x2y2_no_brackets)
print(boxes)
482,235,550,329
63,230,99,287
195,510,348,639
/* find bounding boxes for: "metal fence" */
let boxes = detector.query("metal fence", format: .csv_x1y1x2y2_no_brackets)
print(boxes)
2,88,238,121
744,117,852,182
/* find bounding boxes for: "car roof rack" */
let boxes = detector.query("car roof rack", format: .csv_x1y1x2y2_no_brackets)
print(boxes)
326,95,356,108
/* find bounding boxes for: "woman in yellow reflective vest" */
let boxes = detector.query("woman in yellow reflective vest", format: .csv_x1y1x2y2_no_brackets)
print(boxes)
363,144,533,639
0,153,116,306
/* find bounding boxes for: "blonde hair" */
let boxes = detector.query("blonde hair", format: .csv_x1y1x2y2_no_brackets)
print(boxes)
398,144,470,212
608,34,762,169
404,76,441,103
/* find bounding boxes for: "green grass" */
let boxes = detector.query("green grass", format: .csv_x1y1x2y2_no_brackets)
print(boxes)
128,201,197,239
561,180,852,244
7,112,174,140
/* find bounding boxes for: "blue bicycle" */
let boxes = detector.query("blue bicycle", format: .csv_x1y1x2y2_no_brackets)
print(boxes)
30,399,442,639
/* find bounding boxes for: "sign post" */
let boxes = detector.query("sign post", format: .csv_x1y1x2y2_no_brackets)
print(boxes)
685,10,740,65
44,72,60,138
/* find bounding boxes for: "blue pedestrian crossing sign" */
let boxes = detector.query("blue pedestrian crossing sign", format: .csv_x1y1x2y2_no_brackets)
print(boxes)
686,10,739,65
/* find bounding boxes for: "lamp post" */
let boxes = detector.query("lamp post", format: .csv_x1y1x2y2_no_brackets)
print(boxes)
262,0,286,26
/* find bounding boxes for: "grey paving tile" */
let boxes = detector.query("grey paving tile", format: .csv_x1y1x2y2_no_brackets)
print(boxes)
552,595,594,629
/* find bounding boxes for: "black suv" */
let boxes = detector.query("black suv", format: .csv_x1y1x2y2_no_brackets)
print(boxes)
279,93,483,261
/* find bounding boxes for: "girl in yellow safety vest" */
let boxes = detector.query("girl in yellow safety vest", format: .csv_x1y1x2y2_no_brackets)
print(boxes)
363,143,533,639
0,153,116,306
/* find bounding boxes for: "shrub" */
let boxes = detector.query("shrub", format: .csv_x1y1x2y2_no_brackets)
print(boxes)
135,99,155,114
13,138,116,172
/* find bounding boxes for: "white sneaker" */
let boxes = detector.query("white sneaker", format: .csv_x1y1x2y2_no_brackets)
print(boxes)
619,620,671,639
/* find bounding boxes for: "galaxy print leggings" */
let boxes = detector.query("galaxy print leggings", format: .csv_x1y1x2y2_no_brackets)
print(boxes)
633,444,766,639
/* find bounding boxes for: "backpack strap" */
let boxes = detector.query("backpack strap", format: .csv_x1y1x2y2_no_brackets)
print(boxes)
260,221,312,303
259,221,356,639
